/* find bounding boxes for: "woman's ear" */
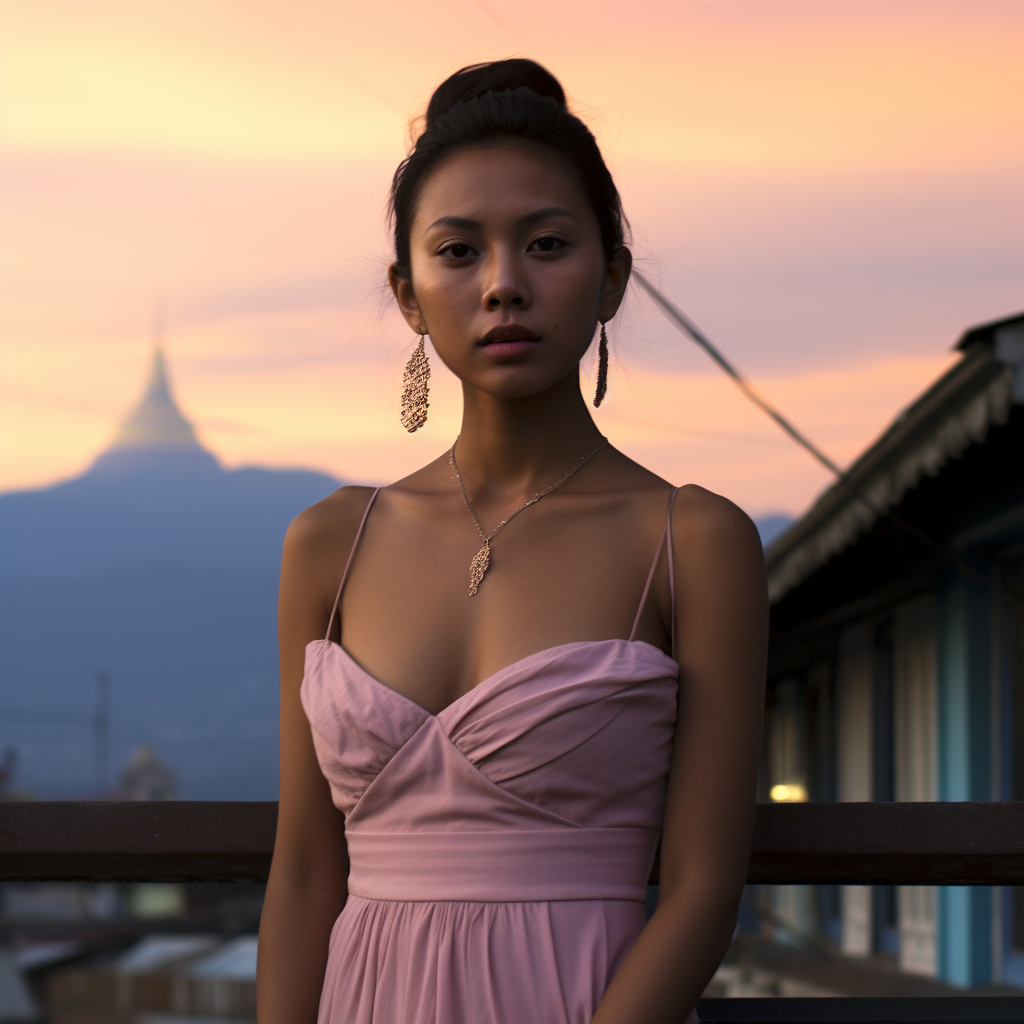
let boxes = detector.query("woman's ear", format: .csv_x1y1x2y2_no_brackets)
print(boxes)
598,246,633,323
388,263,428,335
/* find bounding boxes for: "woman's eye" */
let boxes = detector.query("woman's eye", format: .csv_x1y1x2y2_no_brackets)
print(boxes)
528,236,566,253
440,243,474,259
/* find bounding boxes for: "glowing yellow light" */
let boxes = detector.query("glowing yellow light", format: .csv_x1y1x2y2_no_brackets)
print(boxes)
770,783,809,803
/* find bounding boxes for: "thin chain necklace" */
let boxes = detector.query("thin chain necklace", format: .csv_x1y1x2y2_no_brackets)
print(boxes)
449,436,609,596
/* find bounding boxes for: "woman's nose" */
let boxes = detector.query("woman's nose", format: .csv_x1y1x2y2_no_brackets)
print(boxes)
487,294,523,308
481,254,531,311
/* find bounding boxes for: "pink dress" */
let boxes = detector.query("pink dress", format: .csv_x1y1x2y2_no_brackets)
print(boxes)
301,487,697,1023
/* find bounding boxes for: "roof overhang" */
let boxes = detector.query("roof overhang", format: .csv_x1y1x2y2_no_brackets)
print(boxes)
765,314,1024,604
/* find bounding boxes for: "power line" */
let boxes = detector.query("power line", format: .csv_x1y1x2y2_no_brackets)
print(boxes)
95,670,111,795
633,271,844,478
632,270,983,583
0,670,113,793
0,710,91,725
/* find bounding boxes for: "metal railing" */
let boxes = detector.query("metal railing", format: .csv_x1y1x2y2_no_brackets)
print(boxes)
4,801,1023,1023
2,799,1022,884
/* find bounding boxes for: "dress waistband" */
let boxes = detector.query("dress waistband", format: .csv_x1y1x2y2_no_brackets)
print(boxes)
345,828,659,903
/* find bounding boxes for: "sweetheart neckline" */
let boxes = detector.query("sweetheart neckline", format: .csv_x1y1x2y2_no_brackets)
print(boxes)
305,636,677,720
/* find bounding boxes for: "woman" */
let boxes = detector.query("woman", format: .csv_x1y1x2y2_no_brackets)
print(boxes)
257,59,767,1024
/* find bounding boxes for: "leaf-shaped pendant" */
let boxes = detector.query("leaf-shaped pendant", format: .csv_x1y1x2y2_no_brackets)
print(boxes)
468,541,490,596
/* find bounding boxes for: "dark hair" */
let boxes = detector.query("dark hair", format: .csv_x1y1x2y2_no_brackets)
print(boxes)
389,59,627,279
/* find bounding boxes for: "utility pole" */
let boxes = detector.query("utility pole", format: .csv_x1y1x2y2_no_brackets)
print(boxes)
94,670,111,795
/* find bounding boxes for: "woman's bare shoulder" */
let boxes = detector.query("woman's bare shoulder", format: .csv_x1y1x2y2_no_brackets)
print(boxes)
283,485,380,570
671,483,764,573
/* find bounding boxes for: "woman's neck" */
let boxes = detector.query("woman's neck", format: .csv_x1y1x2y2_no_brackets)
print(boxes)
451,371,607,502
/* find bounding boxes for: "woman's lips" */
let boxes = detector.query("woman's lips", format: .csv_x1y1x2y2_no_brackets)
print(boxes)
478,325,540,358
481,339,538,357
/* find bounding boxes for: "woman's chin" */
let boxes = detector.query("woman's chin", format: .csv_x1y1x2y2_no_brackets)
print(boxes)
469,373,582,402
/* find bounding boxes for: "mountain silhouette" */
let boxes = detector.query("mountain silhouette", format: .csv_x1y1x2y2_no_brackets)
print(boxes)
1,348,792,799
0,349,342,798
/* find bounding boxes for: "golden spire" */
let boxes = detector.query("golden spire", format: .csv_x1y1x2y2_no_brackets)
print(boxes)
107,344,202,451
91,302,218,472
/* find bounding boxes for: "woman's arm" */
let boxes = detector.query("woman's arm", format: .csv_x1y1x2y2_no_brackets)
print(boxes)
592,486,768,1024
257,490,372,1022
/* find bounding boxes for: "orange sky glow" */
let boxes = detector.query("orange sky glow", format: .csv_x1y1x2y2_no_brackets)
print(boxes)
1,0,1021,514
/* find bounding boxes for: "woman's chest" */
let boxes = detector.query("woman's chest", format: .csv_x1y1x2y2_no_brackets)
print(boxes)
335,500,671,714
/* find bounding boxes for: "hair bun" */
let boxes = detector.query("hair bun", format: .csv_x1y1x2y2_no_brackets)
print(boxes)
425,59,566,129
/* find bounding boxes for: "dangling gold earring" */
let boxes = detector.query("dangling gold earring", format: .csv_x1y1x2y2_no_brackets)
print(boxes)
400,334,430,432
594,322,609,407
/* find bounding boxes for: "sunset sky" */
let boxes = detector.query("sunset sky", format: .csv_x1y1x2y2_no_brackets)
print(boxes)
1,0,1021,515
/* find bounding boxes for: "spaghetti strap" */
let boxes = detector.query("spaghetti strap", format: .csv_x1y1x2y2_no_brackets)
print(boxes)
325,487,382,642
628,534,664,642
628,487,680,656
666,486,679,659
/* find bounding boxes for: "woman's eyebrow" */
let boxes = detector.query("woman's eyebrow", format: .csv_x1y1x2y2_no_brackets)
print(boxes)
426,207,580,233
518,206,579,226
427,215,480,232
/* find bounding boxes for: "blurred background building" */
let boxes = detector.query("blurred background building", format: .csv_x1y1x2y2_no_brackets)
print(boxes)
760,313,1024,988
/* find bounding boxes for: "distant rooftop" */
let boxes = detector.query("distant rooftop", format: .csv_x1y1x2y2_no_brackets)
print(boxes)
765,311,1024,602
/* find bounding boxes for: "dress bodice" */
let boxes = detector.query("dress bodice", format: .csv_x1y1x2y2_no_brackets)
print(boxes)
299,486,694,1024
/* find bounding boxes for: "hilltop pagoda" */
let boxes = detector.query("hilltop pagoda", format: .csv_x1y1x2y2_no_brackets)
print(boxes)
90,347,219,474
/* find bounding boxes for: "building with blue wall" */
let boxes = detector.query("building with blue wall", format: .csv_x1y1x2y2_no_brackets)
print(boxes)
762,313,1023,987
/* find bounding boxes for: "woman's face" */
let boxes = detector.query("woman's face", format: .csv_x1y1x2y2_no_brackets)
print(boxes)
391,142,630,400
